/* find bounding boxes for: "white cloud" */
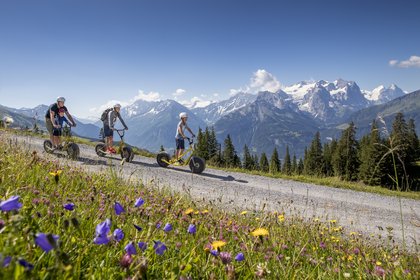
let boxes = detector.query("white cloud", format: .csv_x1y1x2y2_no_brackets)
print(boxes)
133,90,161,102
389,55,420,68
89,100,129,114
172,88,186,97
230,69,282,95
249,69,282,92
89,90,161,115
180,96,214,109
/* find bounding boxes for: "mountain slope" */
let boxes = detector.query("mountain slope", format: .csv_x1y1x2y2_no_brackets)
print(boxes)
341,89,420,137
215,91,319,157
192,92,256,124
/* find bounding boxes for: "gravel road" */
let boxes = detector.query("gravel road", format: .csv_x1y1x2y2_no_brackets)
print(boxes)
6,132,420,250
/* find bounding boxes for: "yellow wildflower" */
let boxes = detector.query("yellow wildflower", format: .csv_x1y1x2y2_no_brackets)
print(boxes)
329,220,337,224
376,261,382,266
251,228,269,237
240,211,248,215
278,215,285,222
347,255,353,261
49,170,62,176
211,240,226,250
201,210,209,214
184,208,194,215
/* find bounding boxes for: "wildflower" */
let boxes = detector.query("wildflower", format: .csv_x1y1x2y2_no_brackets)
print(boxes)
235,252,245,262
35,233,59,252
343,272,351,278
134,198,144,207
187,224,196,234
138,242,147,251
240,211,247,215
347,255,353,261
220,252,232,264
319,242,326,249
125,241,137,255
255,262,271,277
201,210,209,214
329,220,337,224
1,255,11,267
134,224,142,231
120,253,132,268
211,240,226,250
113,229,124,242
210,250,219,256
49,170,62,184
94,218,111,245
63,203,75,211
0,195,23,212
153,241,167,255
376,261,382,266
374,265,386,277
251,228,269,237
156,222,162,229
184,208,194,215
114,202,125,215
278,214,285,222
163,223,173,232
18,259,34,271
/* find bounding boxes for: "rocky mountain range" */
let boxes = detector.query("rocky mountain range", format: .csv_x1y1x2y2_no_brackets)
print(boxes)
1,79,417,158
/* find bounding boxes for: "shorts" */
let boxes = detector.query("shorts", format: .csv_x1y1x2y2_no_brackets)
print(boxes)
176,138,185,150
53,129,62,137
104,124,114,137
45,118,54,135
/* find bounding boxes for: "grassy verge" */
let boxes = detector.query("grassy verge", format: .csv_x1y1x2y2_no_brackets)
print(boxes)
0,134,419,279
6,129,420,200
208,166,420,200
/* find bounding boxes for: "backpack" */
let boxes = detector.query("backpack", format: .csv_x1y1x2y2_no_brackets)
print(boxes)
100,108,113,121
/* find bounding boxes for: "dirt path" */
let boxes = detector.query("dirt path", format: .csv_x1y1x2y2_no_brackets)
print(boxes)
6,132,420,249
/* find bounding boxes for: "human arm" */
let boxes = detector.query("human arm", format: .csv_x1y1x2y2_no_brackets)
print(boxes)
117,113,128,130
185,124,195,138
65,111,76,127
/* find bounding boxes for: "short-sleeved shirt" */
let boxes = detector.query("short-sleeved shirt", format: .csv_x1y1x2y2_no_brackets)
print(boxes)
175,121,190,139
45,103,68,119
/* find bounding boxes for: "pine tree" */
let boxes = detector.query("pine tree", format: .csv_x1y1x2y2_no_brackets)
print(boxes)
269,148,281,174
195,128,209,159
304,132,324,176
332,122,360,181
291,154,297,174
297,158,304,175
260,152,269,173
160,145,165,151
358,120,385,186
385,113,413,190
323,139,337,177
243,145,253,170
407,119,420,162
282,145,292,175
208,127,219,159
252,154,259,170
223,134,237,168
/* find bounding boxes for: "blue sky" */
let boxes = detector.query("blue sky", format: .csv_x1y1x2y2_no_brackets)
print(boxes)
1,0,419,118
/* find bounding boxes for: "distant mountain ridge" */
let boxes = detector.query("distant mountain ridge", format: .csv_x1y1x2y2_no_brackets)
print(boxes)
0,79,416,157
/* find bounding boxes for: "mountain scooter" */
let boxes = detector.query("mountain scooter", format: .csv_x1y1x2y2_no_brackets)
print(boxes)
43,125,80,160
95,128,134,163
156,137,206,174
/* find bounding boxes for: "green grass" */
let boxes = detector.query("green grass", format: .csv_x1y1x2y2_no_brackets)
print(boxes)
0,134,419,279
208,166,420,200
6,128,420,200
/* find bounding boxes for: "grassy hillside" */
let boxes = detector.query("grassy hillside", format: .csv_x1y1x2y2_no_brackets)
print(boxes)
0,132,418,279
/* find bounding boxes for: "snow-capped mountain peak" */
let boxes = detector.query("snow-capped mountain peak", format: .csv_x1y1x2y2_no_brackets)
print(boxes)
364,84,405,103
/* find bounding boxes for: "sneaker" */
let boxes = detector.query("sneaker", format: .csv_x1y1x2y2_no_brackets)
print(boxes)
178,158,185,164
107,147,116,154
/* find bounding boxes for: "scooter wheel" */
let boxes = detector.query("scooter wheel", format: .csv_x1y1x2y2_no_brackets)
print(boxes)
43,140,54,154
189,156,206,174
95,143,106,157
157,152,170,167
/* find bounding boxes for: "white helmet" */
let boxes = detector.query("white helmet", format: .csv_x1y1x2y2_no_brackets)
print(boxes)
179,112,188,119
57,96,66,103
114,103,121,108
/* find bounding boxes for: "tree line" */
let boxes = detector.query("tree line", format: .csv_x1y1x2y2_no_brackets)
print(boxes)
195,112,420,191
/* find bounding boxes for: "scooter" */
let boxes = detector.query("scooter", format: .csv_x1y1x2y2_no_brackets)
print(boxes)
156,137,206,174
43,125,80,160
95,128,134,163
